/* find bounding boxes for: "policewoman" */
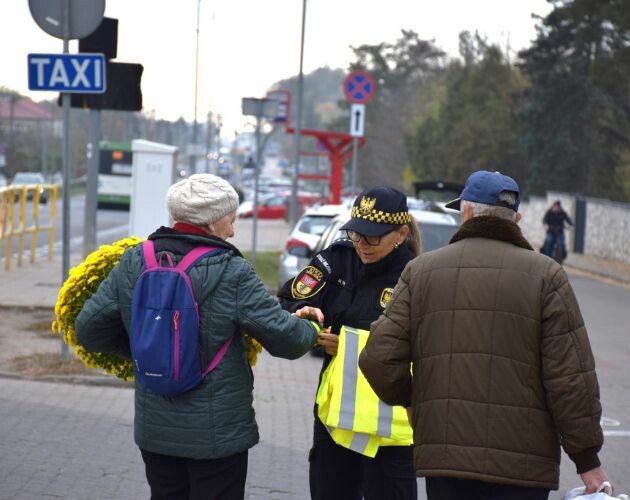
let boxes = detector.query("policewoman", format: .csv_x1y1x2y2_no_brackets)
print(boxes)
278,186,421,500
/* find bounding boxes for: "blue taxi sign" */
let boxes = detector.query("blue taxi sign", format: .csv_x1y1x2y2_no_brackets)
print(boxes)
28,53,106,93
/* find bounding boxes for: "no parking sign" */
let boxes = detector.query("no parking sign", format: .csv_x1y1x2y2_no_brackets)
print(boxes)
343,71,376,104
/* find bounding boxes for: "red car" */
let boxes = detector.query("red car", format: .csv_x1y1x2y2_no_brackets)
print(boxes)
238,192,328,219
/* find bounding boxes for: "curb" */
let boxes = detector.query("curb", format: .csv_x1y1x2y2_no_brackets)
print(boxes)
564,264,630,288
0,369,133,388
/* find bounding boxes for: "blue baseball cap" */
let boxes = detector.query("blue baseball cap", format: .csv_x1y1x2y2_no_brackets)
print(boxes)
445,170,520,211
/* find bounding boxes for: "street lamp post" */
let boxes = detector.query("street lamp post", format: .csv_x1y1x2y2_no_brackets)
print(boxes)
190,0,201,175
290,0,307,227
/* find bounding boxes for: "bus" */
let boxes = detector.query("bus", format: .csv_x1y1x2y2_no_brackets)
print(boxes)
98,141,132,210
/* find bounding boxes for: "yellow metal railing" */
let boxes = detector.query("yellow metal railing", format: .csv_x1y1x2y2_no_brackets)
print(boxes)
0,183,58,271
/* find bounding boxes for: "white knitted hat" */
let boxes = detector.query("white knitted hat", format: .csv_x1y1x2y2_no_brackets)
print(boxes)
166,174,239,226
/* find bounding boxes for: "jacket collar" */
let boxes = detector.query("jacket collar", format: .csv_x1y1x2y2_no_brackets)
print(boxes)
449,216,534,251
148,226,243,257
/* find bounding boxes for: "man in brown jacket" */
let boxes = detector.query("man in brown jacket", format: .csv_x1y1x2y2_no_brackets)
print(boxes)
359,170,609,499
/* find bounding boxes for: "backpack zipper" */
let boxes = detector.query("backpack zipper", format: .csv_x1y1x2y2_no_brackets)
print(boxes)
173,310,180,381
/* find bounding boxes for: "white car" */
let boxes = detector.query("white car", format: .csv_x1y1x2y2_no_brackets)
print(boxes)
311,208,459,258
278,203,460,288
277,203,350,285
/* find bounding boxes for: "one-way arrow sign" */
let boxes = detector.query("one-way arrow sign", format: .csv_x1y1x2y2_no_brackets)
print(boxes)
350,103,365,137
28,53,106,93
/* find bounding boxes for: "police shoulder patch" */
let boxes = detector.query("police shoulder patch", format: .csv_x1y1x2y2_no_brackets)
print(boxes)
379,287,394,308
291,265,326,299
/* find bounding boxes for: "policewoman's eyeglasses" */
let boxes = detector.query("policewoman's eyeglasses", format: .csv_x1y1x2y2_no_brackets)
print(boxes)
345,230,391,246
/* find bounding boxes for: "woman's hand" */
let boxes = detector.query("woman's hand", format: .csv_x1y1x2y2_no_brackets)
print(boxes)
293,305,325,324
316,328,339,356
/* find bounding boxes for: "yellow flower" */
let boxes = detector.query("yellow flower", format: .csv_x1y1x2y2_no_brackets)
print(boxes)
52,236,262,380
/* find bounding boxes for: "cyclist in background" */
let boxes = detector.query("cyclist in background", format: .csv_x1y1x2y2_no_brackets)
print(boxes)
542,200,573,259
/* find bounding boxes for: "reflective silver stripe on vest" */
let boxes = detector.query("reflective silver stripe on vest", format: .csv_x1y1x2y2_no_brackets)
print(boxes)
349,431,370,454
377,399,393,438
338,326,359,430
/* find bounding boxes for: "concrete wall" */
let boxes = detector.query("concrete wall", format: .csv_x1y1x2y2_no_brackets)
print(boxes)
518,193,630,265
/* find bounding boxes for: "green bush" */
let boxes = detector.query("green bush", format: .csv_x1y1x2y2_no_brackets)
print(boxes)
242,251,281,292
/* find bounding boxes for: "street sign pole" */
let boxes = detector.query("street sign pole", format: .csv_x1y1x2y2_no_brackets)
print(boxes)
242,97,280,262
61,0,71,357
84,109,100,257
350,137,358,195
28,0,106,357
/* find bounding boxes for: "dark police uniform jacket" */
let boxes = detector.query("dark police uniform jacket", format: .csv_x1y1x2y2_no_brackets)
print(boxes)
278,240,415,378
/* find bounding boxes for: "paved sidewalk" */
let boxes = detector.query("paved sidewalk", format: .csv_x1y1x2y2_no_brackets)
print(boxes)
1,351,627,499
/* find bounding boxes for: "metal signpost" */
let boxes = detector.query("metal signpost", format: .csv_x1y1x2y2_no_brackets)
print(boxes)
343,70,376,194
241,97,279,261
28,0,105,355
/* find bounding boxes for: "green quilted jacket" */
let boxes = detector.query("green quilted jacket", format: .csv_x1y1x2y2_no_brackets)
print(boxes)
75,227,318,459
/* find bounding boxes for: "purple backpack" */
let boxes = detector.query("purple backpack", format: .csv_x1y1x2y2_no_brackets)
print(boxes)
130,240,232,396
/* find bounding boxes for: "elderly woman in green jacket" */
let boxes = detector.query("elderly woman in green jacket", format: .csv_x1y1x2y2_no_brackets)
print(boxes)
75,174,321,500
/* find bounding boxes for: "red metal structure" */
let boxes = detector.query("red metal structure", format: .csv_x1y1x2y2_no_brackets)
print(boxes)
285,127,365,204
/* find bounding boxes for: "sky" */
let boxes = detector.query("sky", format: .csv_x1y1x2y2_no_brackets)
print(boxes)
1,0,552,136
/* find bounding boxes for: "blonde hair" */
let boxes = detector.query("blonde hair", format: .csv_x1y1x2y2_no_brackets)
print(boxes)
404,214,421,256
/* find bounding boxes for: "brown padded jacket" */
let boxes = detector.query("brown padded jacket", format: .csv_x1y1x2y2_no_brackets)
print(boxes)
359,216,603,490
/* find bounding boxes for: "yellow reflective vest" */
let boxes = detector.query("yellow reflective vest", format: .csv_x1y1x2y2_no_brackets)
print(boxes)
316,326,412,457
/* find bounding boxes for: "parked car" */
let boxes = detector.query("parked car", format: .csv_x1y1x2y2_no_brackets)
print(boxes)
297,207,459,357
10,172,49,203
0,174,8,187
312,208,459,258
238,191,328,220
277,204,349,284
413,180,464,223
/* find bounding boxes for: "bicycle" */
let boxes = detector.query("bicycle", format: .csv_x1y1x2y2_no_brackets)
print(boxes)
543,226,570,265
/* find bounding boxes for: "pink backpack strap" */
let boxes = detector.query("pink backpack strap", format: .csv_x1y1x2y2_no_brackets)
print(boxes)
141,240,158,269
176,245,221,272
202,337,234,377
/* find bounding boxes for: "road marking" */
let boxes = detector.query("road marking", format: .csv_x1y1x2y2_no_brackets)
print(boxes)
603,430,630,437
601,417,621,427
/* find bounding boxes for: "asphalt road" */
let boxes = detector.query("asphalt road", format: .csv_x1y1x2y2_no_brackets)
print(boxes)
552,273,630,497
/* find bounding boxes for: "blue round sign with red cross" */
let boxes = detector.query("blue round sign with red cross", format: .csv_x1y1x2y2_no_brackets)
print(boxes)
343,70,376,104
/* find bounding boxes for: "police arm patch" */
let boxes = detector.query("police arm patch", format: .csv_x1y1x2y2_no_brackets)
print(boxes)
379,287,394,308
291,265,326,299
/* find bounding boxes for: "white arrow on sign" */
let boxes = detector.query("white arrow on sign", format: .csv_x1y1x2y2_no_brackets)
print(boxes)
350,103,365,137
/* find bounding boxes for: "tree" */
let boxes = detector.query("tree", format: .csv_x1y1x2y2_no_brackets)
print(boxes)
406,33,529,186
518,0,630,200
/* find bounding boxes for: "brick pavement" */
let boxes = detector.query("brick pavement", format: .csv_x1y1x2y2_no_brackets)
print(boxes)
2,349,628,499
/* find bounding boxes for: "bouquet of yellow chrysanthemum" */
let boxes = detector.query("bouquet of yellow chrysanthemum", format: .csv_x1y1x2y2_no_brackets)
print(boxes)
52,237,263,381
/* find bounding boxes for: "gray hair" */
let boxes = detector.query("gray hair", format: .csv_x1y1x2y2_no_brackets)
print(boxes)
462,191,518,221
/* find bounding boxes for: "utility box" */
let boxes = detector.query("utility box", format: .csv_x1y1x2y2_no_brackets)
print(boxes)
129,139,178,236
